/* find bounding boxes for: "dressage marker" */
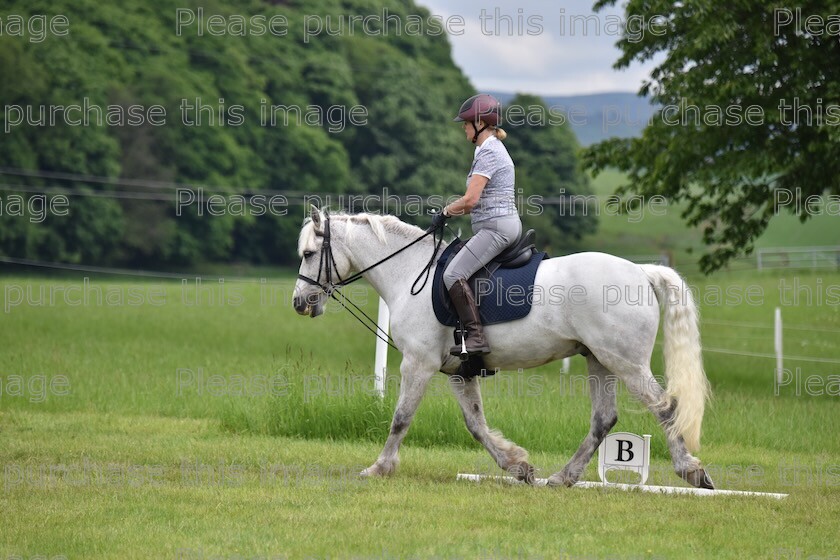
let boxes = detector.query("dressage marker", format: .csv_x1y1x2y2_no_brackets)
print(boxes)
457,432,788,499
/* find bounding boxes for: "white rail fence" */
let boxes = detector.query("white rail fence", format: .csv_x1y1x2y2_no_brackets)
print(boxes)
756,246,840,270
592,246,840,271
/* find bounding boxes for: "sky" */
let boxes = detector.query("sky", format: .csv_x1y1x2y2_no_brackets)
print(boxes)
417,0,658,96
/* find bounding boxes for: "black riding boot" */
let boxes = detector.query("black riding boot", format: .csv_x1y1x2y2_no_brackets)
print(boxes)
448,278,491,357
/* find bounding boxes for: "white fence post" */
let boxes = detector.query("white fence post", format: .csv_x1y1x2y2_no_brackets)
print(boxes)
374,297,390,398
774,307,783,386
561,357,571,373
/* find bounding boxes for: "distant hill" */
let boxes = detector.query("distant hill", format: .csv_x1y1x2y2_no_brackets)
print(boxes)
489,91,657,146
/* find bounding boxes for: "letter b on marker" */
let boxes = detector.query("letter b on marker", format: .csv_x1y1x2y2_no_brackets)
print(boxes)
615,439,634,462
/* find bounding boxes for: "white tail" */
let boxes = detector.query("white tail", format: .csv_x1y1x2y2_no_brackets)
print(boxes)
640,264,710,452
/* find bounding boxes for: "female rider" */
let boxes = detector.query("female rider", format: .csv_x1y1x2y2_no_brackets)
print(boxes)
432,93,521,357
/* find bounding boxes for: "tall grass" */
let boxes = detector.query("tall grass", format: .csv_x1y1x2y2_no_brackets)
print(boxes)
2,271,838,461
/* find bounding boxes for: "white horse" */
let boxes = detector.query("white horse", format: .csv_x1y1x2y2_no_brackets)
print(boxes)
293,207,714,489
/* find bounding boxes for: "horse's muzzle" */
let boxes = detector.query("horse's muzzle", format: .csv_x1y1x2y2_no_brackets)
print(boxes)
293,295,323,317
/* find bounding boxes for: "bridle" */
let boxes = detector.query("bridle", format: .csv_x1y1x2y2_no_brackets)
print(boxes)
296,210,446,349
297,210,443,294
296,209,345,295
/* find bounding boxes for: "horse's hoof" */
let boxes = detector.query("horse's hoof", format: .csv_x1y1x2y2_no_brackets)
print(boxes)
509,462,535,484
547,470,577,488
681,468,715,490
360,462,394,478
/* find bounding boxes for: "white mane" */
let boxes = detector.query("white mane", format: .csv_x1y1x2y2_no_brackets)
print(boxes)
297,212,430,256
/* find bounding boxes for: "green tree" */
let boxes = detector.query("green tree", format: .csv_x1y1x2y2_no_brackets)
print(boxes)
0,0,587,269
584,1,840,273
503,94,597,254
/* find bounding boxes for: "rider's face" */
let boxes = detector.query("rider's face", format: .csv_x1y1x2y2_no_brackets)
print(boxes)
463,121,474,141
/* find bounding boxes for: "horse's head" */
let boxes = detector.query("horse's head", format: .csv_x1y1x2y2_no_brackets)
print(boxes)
293,205,353,317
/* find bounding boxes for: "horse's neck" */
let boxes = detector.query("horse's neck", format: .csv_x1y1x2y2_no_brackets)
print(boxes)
339,221,433,308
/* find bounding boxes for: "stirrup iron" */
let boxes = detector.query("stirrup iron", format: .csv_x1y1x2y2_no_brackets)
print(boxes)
460,332,468,362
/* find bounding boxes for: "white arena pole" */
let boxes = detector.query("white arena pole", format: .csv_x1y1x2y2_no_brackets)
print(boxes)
374,297,390,398
774,307,783,386
455,473,788,499
561,357,571,374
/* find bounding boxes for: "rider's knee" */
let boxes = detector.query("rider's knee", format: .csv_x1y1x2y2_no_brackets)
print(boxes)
443,269,463,290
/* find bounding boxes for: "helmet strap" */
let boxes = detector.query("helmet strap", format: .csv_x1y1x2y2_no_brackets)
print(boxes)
472,121,490,144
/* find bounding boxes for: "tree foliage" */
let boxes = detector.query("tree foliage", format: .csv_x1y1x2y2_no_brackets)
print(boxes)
0,0,593,267
584,0,840,272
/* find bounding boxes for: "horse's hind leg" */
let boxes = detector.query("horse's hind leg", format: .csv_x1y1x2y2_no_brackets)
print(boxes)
548,355,617,487
449,375,535,483
613,365,714,489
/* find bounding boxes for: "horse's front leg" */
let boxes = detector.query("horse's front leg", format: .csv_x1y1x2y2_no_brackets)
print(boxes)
361,354,435,478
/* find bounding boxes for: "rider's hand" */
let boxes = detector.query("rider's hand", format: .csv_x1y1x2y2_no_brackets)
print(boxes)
429,209,448,232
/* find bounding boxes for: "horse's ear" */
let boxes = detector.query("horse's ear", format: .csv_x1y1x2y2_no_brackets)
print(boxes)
309,205,322,229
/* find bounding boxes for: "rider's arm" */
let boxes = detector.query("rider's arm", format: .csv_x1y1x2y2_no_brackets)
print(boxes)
444,174,489,217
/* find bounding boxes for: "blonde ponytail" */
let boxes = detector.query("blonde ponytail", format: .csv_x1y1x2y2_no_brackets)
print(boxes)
495,127,507,141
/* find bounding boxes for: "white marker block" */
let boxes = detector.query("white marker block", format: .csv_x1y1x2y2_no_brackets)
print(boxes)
598,432,651,485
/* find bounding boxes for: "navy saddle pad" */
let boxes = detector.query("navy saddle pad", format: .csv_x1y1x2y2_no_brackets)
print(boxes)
432,239,547,327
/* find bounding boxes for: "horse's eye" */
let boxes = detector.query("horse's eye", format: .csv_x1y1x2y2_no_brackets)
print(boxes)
303,251,315,259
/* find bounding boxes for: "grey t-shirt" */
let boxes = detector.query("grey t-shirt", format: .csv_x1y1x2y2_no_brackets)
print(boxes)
467,136,517,224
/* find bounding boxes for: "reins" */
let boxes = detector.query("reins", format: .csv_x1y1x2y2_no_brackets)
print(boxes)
297,211,446,352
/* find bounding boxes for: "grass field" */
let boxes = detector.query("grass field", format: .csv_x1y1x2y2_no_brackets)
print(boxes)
2,265,839,558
